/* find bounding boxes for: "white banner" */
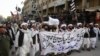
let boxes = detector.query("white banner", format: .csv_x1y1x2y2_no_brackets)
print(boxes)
39,30,82,55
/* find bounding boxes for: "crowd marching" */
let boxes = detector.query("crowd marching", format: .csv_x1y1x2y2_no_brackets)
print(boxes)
0,16,100,56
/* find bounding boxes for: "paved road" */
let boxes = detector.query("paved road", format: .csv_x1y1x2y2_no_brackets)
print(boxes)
70,41,100,56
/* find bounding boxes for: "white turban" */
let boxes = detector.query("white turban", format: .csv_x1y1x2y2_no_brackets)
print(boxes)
43,21,49,24
89,23,93,25
21,22,28,27
61,24,67,27
68,24,73,27
32,23,36,26
95,23,99,26
77,23,82,26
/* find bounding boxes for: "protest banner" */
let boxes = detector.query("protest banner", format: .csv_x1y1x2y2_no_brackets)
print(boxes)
39,30,80,55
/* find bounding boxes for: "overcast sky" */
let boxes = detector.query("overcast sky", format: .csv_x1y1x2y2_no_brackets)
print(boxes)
0,0,25,18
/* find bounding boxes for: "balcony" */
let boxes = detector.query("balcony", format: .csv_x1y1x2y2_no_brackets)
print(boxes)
49,0,66,7
55,0,66,6
42,0,66,10
86,6,100,11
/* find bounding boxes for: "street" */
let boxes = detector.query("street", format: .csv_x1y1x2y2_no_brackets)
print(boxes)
70,41,100,56
0,0,100,56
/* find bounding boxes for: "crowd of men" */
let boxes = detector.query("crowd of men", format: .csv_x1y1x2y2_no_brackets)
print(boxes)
0,16,100,56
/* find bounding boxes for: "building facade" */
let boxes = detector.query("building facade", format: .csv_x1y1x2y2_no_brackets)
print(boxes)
76,0,100,11
22,0,36,19
36,0,67,16
36,0,100,16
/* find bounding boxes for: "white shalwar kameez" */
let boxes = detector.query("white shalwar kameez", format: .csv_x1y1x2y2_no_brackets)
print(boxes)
15,29,33,56
68,29,78,50
74,28,84,50
89,28,97,48
30,28,40,56
94,27,100,40
82,27,90,48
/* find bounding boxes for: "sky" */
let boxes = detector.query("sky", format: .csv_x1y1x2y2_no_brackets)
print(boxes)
0,0,25,18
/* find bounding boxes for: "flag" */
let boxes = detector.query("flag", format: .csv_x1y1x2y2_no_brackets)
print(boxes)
10,11,15,20
16,6,21,12
70,0,76,12
21,1,24,4
10,11,14,16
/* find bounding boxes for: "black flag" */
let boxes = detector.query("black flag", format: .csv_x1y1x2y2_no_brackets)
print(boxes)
70,0,76,12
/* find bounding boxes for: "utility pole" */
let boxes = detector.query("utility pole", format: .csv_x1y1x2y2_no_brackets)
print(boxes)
54,1,57,14
46,0,49,16
65,0,68,10
82,0,87,11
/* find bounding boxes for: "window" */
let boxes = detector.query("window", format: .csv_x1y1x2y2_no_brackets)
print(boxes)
99,0,100,6
89,0,93,7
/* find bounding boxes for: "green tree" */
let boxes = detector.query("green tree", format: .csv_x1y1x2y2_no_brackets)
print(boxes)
0,15,4,23
6,16,12,22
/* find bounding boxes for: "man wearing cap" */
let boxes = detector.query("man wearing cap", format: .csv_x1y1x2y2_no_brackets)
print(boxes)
89,23,97,49
40,19,59,56
6,22,16,56
14,22,33,56
94,24,100,41
60,24,67,32
75,23,84,52
6,22,15,48
65,24,75,55
30,23,41,56
82,24,90,51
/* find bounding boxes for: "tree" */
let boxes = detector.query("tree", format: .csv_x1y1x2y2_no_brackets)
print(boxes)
6,16,12,22
0,15,4,23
